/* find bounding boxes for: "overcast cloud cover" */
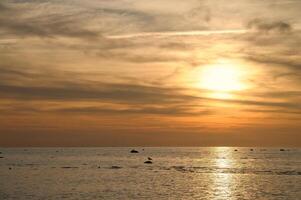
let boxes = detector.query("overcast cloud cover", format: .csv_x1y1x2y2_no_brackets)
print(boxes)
0,0,301,146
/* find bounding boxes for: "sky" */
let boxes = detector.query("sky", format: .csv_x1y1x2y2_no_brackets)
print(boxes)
0,0,301,147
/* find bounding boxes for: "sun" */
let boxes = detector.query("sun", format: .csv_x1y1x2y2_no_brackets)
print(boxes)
198,60,246,92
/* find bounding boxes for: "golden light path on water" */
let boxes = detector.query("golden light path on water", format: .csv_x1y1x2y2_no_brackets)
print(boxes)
212,147,234,200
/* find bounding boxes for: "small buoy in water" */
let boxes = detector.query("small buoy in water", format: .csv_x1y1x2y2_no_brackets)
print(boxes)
148,157,152,160
130,149,139,153
144,160,152,164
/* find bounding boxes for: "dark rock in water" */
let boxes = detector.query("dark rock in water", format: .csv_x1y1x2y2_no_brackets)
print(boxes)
234,149,238,151
111,166,122,169
130,149,139,153
250,149,254,151
9,167,12,170
148,157,152,160
144,160,152,164
61,166,78,169
280,149,285,151
98,166,101,169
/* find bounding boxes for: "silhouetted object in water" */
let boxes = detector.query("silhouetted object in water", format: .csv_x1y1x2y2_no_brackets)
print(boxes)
111,166,122,169
144,160,152,164
148,157,152,160
234,149,238,151
9,167,12,170
130,149,139,153
250,149,254,151
0,157,4,159
98,166,101,169
0,152,2,154
61,166,78,169
280,149,285,151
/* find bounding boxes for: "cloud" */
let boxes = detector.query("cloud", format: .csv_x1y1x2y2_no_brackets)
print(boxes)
246,54,301,71
0,79,300,114
247,19,292,33
0,18,99,39
106,30,247,39
0,58,301,116
0,2,8,11
223,98,301,110
0,77,194,105
251,90,301,99
242,108,301,116
0,2,100,39
53,106,210,116
0,1,301,126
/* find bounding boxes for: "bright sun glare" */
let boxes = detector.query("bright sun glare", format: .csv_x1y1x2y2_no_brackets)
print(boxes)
199,60,246,92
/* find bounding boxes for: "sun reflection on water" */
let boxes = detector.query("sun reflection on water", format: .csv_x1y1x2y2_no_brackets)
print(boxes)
212,147,235,200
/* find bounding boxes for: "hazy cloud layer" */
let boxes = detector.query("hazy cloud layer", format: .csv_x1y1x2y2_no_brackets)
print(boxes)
247,19,292,33
0,0,301,146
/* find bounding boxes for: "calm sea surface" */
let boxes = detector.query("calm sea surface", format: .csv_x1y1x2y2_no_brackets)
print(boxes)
0,147,300,200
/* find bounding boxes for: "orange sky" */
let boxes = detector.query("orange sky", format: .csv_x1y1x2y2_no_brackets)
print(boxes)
0,0,301,147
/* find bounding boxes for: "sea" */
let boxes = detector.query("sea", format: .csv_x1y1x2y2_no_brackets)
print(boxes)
0,147,300,200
